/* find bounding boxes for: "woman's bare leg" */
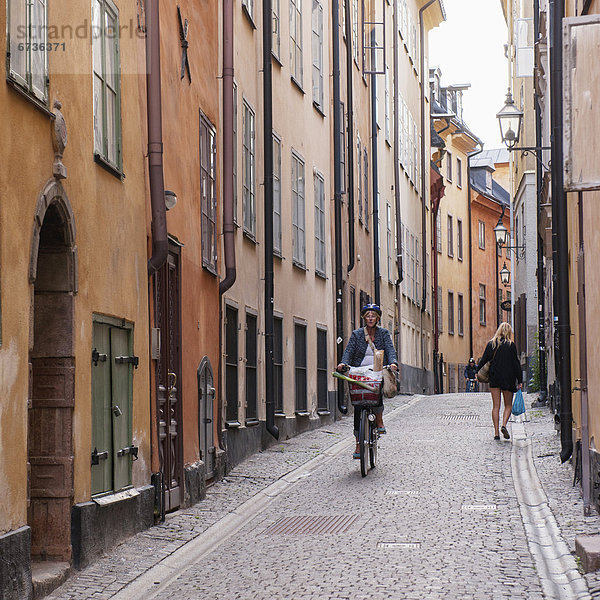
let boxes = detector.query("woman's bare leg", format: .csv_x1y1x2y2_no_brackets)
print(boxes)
490,387,501,437
501,389,514,428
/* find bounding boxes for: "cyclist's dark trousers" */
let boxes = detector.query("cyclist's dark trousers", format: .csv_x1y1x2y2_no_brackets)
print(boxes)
354,402,383,438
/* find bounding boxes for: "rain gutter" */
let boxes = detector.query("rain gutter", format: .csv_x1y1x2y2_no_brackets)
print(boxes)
345,0,355,273
393,0,402,367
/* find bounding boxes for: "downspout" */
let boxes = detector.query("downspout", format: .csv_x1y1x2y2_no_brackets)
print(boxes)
146,0,168,276
345,0,355,273
392,0,402,367
333,0,347,414
550,0,572,463
534,0,547,403
418,0,436,375
263,0,279,439
371,30,380,305
577,193,591,515
467,145,484,359
220,0,236,295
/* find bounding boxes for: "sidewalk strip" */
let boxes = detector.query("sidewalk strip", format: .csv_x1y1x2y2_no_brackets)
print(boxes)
110,395,424,600
512,421,591,600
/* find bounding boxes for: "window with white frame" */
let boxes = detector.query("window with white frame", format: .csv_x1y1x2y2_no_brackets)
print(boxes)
7,0,48,102
363,147,368,229
314,171,326,276
200,112,217,273
312,0,324,110
290,0,303,86
437,286,443,333
272,0,280,59
446,151,452,182
291,152,306,266
242,100,256,236
456,157,462,188
457,293,464,336
515,18,534,78
93,0,122,171
478,220,485,249
479,284,486,325
386,203,393,282
436,212,442,253
357,136,362,223
448,291,454,334
340,103,346,193
447,214,453,257
457,218,463,261
384,65,390,142
273,134,282,254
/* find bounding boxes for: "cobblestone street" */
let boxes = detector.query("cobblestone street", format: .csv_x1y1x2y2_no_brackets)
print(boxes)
46,392,600,600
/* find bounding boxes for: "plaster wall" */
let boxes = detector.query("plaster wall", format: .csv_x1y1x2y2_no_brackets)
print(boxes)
0,0,150,529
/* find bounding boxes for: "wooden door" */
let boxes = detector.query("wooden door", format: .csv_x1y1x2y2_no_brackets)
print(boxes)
198,358,215,479
155,246,183,511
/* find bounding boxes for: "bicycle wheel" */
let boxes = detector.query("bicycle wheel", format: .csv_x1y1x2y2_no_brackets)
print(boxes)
369,416,377,469
359,408,369,477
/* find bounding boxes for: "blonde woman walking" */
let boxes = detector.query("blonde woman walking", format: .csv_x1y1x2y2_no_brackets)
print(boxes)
477,322,523,440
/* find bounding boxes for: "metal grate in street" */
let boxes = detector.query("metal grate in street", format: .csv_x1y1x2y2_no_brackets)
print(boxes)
261,514,359,535
461,504,498,511
385,490,419,496
440,414,479,421
377,541,421,549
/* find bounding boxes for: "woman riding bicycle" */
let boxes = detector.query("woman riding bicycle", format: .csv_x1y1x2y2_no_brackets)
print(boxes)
336,304,399,458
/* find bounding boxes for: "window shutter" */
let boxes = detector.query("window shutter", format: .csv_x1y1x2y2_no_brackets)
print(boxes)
111,326,132,493
8,0,28,86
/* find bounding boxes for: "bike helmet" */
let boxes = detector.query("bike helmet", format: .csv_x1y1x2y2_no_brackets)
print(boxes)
360,303,382,317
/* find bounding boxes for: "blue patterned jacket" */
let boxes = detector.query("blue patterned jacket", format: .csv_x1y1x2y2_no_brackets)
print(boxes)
341,327,398,367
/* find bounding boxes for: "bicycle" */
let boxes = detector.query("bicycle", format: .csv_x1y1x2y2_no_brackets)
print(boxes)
466,378,479,392
333,366,385,477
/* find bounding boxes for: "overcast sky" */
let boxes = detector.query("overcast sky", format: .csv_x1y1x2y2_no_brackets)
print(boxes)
429,0,509,149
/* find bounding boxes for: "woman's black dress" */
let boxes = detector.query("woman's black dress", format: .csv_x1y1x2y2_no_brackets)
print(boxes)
477,340,522,392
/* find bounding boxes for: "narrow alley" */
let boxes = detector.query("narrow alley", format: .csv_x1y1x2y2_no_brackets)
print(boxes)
45,392,600,600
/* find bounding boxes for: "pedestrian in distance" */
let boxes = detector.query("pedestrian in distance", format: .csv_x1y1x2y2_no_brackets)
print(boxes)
477,322,523,441
464,358,479,392
336,304,399,458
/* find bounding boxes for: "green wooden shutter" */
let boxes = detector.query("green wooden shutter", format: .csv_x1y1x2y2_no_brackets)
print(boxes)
110,326,132,492
91,323,113,495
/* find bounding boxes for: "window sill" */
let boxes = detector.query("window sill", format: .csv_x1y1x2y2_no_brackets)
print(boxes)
202,262,218,277
291,77,305,94
7,78,53,118
242,4,256,29
292,260,307,271
243,230,258,244
225,420,241,429
295,411,310,417
317,409,330,417
94,154,124,180
272,52,282,67
315,269,326,280
245,418,260,427
274,412,286,418
313,101,325,117
273,249,284,260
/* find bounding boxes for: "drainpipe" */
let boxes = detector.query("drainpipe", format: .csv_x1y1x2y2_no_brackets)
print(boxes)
220,0,236,295
392,0,402,367
345,0,355,274
418,0,437,377
333,0,347,414
263,0,279,439
467,145,484,359
577,193,591,515
550,0,572,463
370,31,380,305
146,0,168,276
533,0,547,403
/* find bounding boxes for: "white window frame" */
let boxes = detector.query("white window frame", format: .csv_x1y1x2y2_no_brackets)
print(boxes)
311,0,324,110
242,100,256,236
273,0,281,60
93,0,122,172
447,214,454,257
290,0,304,87
200,111,217,273
273,133,282,255
242,0,254,22
7,0,48,102
291,151,306,267
478,220,485,249
314,171,326,277
479,284,486,325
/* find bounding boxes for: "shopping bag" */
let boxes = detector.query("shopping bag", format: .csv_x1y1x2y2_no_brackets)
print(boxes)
512,389,525,416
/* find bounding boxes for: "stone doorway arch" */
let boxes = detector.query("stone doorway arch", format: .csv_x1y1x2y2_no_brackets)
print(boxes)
28,179,77,562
